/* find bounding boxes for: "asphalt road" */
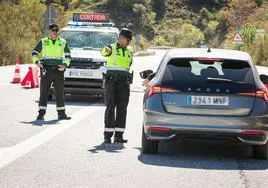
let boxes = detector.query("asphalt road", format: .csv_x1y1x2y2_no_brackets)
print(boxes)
0,50,267,188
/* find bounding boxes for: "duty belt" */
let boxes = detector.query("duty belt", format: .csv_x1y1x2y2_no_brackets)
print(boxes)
41,64,61,76
107,75,130,81
102,71,134,88
42,64,60,70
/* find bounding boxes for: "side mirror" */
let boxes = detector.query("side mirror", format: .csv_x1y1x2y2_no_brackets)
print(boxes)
260,74,268,84
140,70,154,79
147,72,155,81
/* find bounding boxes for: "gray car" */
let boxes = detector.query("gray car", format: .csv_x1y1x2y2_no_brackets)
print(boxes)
140,48,268,159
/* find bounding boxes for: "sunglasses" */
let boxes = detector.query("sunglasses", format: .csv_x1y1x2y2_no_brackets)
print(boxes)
51,29,58,32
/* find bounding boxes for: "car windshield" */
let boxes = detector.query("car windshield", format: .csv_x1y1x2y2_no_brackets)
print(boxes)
59,31,118,50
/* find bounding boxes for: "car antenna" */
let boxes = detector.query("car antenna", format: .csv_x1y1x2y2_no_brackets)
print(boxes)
207,47,211,53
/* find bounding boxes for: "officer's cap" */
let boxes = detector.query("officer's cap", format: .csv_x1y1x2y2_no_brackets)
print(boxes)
120,28,133,40
48,23,59,30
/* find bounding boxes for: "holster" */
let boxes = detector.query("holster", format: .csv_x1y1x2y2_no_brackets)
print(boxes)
129,71,134,84
40,63,46,76
102,73,107,88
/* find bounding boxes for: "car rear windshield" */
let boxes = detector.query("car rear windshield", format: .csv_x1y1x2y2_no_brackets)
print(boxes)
59,31,118,50
161,58,255,91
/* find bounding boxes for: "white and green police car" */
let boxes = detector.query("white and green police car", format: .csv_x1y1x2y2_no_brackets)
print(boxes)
49,13,119,99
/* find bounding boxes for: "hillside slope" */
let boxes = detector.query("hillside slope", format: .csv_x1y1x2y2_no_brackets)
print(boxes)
0,0,268,65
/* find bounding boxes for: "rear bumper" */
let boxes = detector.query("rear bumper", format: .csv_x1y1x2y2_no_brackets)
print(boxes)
144,110,268,145
144,127,267,145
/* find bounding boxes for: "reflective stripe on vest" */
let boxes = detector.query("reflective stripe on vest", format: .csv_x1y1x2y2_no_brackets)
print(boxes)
42,56,63,60
107,67,130,72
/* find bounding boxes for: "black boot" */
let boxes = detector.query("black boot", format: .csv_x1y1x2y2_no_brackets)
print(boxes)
114,137,128,143
58,115,71,120
36,114,44,120
103,138,111,144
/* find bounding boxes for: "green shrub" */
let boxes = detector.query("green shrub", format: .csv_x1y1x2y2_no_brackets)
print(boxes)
243,35,268,66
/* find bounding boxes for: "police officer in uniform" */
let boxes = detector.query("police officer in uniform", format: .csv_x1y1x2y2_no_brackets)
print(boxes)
101,28,133,143
32,24,71,120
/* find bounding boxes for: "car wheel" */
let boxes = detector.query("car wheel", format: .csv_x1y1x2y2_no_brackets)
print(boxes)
142,127,158,154
252,142,268,159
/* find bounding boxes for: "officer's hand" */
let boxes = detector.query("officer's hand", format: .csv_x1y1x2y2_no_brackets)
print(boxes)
142,79,149,87
105,46,112,54
58,65,65,72
36,62,43,69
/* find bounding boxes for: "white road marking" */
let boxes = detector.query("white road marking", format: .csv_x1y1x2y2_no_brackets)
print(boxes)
0,106,103,170
0,83,12,86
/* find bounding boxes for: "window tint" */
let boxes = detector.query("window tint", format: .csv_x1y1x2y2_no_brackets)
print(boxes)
163,58,254,83
161,58,255,92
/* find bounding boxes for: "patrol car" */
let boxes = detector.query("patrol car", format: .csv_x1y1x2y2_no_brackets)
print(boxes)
48,13,119,100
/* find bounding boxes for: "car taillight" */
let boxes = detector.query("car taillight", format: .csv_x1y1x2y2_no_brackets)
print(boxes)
240,131,265,135
238,90,268,102
147,85,161,97
150,127,173,131
147,85,177,97
256,90,268,102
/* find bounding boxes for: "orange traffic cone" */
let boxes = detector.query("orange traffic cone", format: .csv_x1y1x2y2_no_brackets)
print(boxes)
21,67,38,88
33,67,40,88
10,58,21,83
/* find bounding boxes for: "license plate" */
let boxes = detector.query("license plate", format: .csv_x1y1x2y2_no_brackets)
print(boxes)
187,96,229,106
65,69,93,78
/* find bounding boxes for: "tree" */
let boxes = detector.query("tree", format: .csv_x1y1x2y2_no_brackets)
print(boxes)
220,0,257,29
188,0,227,10
152,0,165,21
174,24,205,47
0,0,45,66
243,35,268,65
240,23,256,44
255,0,264,6
153,23,204,48
133,3,156,39
106,0,156,39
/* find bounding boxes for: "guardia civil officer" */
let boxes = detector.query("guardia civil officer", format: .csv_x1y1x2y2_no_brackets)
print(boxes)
32,24,71,120
100,28,133,143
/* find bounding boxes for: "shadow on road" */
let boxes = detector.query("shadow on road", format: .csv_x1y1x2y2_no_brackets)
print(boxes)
137,141,268,170
20,119,60,126
88,143,125,154
65,95,105,105
34,95,105,107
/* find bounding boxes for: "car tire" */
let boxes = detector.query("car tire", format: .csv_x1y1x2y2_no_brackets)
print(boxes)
142,127,158,154
252,142,268,159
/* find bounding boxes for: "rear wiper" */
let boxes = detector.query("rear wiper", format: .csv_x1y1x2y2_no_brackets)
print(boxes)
206,77,245,84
